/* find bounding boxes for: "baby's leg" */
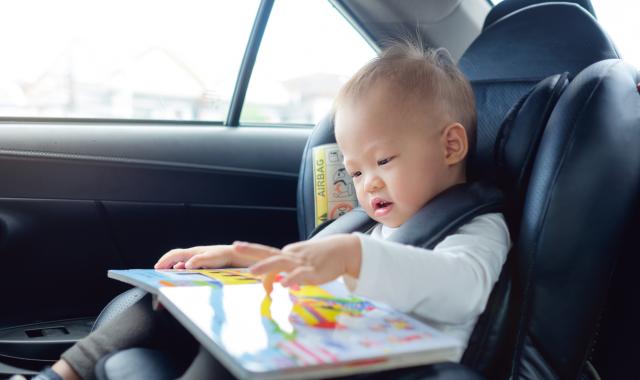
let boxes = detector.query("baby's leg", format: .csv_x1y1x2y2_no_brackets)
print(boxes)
55,292,197,380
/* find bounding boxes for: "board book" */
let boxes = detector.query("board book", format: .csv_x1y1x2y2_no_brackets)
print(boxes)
108,269,461,380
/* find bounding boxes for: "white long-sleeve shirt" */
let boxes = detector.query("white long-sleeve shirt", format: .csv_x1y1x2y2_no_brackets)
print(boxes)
344,212,511,361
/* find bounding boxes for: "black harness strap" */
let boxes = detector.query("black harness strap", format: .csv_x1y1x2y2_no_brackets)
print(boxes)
309,181,504,249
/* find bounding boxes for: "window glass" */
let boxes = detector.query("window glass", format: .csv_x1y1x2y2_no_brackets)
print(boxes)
241,0,377,126
590,1,639,67
0,0,259,121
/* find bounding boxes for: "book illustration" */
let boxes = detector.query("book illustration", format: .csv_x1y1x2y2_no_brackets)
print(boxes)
160,281,456,377
203,269,265,285
250,285,429,369
287,285,373,329
312,144,358,226
332,168,354,199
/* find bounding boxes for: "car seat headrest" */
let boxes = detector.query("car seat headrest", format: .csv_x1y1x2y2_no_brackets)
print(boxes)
483,0,597,31
461,2,617,82
459,1,618,190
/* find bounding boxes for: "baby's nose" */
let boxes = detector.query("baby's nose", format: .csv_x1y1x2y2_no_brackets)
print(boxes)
365,175,384,192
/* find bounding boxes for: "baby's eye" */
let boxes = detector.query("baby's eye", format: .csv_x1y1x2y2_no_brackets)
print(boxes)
377,156,395,166
350,171,361,178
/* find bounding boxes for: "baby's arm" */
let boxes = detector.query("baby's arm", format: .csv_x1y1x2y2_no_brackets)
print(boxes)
154,242,280,269
352,213,510,324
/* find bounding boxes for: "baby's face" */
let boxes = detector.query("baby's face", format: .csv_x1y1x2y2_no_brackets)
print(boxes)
335,84,458,228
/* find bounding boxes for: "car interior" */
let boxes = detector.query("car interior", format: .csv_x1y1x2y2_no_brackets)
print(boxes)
1,0,638,379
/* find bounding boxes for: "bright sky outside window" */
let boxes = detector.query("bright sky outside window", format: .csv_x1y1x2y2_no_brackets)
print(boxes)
0,0,259,122
241,0,377,126
590,1,639,67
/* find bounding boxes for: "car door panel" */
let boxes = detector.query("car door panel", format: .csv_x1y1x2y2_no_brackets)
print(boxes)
0,124,308,330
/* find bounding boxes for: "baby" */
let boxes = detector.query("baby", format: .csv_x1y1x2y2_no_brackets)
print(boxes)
33,41,510,380
157,42,510,355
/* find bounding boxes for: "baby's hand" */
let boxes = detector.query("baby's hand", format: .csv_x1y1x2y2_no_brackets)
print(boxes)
248,234,362,287
154,242,281,269
154,245,234,269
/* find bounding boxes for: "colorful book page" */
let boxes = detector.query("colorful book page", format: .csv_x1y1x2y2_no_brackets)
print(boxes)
159,281,460,380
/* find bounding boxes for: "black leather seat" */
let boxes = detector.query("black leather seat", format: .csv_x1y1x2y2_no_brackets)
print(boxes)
298,4,619,376
482,0,597,31
507,59,640,379
454,2,630,378
463,5,639,378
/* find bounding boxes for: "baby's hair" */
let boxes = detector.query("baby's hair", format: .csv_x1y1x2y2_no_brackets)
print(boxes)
334,39,476,150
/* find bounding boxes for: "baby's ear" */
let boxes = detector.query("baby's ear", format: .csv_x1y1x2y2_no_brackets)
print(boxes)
442,123,468,166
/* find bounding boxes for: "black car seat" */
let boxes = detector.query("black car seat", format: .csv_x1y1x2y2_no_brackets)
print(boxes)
450,3,619,377
457,1,639,379
507,59,640,379
482,0,597,31
298,5,618,378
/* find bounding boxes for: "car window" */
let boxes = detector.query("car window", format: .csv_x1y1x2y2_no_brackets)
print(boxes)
589,1,639,67
240,0,377,127
0,0,259,122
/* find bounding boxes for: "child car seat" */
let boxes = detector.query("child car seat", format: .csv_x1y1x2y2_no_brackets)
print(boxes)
506,59,640,379
297,5,617,377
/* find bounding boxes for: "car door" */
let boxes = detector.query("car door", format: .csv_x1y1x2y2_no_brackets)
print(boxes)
0,0,375,372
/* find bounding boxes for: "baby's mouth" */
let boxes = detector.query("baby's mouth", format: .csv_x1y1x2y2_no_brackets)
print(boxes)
371,198,394,217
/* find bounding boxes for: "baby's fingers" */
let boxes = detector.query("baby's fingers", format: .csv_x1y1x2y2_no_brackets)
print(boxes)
231,241,282,267
155,248,197,269
249,255,301,276
185,250,229,269
234,241,281,258
281,266,316,287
